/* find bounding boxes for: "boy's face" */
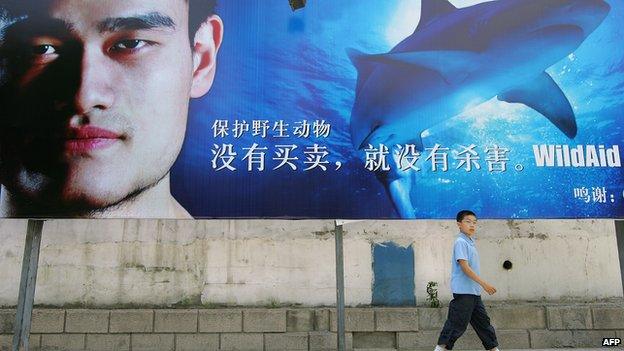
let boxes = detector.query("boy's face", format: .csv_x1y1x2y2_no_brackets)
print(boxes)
457,215,477,236
0,0,197,210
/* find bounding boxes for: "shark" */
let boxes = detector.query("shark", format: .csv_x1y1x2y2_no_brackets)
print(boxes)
348,0,611,218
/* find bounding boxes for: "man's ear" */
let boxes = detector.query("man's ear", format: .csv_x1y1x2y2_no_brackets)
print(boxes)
190,15,223,98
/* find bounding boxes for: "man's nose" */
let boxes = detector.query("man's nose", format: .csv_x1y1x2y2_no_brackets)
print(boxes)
74,47,115,115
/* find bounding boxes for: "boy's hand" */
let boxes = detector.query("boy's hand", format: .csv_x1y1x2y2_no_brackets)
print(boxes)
483,283,497,295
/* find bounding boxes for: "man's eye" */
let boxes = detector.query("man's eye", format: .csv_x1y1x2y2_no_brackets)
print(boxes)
111,39,148,51
32,44,57,55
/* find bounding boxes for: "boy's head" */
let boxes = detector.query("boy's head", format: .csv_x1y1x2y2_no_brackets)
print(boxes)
456,210,477,236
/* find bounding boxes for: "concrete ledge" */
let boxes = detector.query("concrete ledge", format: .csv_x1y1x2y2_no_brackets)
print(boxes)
154,310,198,333
308,331,353,350
287,309,314,332
592,307,624,329
31,309,65,334
265,332,308,350
132,333,175,351
397,329,530,350
314,309,330,331
529,330,617,348
568,330,618,347
1,334,41,349
41,334,86,351
30,334,42,349
546,306,592,330
243,309,286,332
452,329,484,350
489,306,546,329
0,310,15,334
220,333,263,351
199,310,242,333
330,309,375,332
85,334,130,351
0,335,9,350
0,304,620,350
109,310,153,333
353,332,396,349
397,330,438,349
375,308,418,332
65,309,109,333
418,308,447,330
175,333,219,351
497,330,530,349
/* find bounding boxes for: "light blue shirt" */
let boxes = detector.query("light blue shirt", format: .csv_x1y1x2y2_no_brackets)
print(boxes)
451,232,481,295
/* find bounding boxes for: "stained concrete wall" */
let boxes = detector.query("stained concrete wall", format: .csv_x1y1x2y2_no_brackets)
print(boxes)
2,304,624,350
0,219,621,307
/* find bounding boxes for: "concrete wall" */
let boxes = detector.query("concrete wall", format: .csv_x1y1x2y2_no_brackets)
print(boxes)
2,304,624,350
0,219,622,307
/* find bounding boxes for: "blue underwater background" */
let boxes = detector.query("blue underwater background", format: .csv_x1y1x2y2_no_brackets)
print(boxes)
171,0,624,219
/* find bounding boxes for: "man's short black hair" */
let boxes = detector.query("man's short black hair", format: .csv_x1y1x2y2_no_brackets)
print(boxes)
456,210,476,222
188,0,218,41
0,0,217,43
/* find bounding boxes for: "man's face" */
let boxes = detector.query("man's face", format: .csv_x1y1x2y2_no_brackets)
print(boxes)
0,0,195,210
457,215,477,236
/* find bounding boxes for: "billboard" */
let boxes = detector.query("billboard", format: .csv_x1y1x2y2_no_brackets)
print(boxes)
0,0,622,219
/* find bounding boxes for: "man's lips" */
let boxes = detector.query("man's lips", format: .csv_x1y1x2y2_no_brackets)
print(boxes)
64,126,123,153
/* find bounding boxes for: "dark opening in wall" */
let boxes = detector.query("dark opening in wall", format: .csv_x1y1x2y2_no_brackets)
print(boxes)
289,0,306,11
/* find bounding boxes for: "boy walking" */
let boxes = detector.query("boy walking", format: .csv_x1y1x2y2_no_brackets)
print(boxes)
435,210,500,351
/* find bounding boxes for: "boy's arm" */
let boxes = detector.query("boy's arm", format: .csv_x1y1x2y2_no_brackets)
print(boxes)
458,259,497,295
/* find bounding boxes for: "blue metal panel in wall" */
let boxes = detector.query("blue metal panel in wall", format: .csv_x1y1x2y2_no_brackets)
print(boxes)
372,242,415,306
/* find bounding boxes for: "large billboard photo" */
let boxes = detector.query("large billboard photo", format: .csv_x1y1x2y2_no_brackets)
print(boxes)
0,0,622,219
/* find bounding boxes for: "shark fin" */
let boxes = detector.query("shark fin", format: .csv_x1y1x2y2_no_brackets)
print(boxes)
347,48,379,94
498,72,577,138
386,177,416,219
365,50,479,85
416,0,458,31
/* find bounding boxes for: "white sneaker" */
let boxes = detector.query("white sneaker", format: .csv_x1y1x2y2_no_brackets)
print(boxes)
434,345,446,351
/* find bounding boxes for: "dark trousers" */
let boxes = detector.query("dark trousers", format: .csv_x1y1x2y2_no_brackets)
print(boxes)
437,294,498,350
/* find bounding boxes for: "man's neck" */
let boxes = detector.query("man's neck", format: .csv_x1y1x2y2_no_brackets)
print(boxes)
0,175,192,219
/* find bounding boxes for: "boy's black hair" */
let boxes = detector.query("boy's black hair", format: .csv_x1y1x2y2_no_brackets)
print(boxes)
456,210,476,222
